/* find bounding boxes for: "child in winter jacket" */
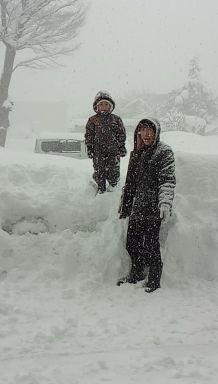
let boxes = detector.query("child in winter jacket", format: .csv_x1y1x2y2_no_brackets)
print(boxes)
85,91,127,194
118,118,176,292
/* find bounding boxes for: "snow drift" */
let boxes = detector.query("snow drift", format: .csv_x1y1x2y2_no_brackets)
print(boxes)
0,133,218,286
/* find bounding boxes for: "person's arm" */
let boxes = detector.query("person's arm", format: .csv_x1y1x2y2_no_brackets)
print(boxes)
116,117,127,157
158,146,176,222
85,118,95,158
119,152,139,218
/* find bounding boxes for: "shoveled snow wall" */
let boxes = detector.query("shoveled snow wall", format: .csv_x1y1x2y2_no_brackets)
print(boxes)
0,149,217,286
163,151,218,285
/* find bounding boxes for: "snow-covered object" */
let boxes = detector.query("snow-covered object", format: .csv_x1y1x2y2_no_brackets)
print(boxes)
34,131,87,158
161,109,185,132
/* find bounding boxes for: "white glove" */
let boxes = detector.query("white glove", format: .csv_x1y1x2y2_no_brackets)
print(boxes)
160,204,170,223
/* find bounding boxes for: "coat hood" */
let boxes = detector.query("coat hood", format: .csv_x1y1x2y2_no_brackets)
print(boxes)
133,118,161,150
93,91,115,113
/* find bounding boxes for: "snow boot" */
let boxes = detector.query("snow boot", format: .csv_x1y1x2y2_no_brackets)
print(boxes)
117,265,145,286
97,189,105,194
116,274,138,286
145,262,163,293
144,286,159,293
96,183,106,194
107,184,115,192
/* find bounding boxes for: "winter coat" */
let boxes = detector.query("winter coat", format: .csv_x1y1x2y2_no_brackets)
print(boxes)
85,112,126,158
119,118,176,220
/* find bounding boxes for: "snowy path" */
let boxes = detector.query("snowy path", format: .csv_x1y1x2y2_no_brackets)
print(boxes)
1,345,218,384
1,278,218,383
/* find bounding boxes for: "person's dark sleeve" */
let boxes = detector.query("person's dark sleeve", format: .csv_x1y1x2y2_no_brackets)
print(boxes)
85,118,95,158
116,117,127,157
119,152,139,218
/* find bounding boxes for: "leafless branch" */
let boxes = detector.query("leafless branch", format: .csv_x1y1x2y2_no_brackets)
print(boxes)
1,0,87,55
13,43,80,71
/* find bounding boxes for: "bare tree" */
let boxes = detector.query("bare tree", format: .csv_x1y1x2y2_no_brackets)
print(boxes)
0,0,87,146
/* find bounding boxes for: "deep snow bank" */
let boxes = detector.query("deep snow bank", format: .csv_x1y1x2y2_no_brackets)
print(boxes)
164,152,218,283
0,142,218,286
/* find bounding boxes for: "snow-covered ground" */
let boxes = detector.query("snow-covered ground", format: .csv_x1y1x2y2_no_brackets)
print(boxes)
0,131,218,383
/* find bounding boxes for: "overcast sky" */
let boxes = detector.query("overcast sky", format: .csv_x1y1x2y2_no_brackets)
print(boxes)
2,0,218,115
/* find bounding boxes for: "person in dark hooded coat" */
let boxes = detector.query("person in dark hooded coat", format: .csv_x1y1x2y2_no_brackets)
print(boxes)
85,91,127,194
118,118,176,292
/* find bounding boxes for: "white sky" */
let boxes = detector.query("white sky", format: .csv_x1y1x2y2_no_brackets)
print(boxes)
1,0,218,115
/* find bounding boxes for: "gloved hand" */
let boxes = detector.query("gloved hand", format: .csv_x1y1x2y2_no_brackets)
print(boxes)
87,147,93,159
119,146,127,157
160,204,171,223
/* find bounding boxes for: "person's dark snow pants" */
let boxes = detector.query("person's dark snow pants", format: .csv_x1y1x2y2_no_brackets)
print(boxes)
93,154,120,192
126,217,162,288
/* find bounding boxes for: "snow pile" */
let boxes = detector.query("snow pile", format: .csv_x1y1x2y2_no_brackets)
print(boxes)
166,151,218,283
162,130,218,154
0,151,125,285
1,137,218,285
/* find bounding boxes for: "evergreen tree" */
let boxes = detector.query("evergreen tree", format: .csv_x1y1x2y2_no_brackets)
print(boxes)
175,56,217,121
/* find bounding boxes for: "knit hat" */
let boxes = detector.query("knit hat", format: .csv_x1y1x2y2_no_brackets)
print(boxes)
93,91,115,113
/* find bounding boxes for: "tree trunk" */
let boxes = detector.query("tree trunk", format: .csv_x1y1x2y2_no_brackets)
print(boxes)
0,45,16,147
